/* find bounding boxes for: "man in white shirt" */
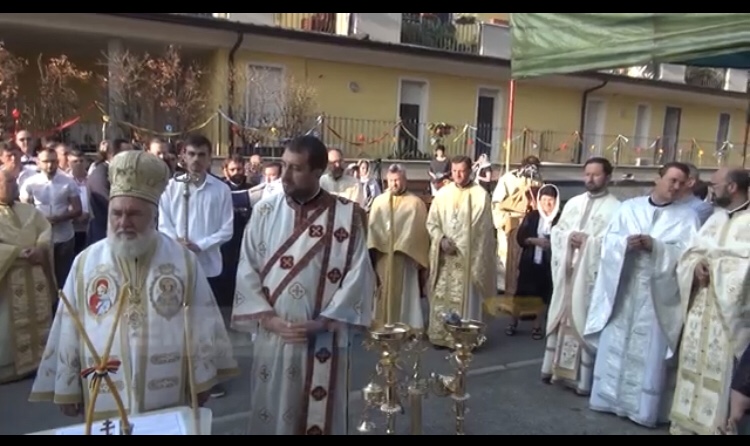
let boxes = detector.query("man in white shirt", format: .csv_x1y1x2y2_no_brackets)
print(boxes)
14,130,36,166
158,134,234,398
0,142,37,188
20,147,82,289
248,161,283,206
67,149,90,255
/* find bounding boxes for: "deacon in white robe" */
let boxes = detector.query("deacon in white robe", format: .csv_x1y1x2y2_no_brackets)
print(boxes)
543,158,620,395
232,136,375,435
319,148,365,207
585,163,700,428
29,151,238,422
670,168,750,435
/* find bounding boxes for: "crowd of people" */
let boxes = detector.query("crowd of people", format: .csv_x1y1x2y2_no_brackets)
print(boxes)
0,127,748,435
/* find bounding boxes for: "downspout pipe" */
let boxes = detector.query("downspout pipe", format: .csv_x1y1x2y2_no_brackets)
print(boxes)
576,80,608,164
227,31,244,153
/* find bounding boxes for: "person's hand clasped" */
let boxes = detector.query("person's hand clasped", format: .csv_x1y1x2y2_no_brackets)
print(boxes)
694,260,710,287
627,234,653,252
264,317,332,344
440,237,458,255
570,232,587,249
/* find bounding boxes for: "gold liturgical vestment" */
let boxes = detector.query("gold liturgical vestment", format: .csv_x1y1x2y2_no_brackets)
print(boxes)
0,202,55,384
368,191,430,329
427,183,495,347
670,208,750,435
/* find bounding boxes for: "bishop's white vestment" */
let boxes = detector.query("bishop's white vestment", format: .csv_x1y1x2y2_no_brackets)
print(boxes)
584,196,699,428
29,233,239,419
320,174,365,208
542,191,620,395
670,205,750,435
232,191,375,435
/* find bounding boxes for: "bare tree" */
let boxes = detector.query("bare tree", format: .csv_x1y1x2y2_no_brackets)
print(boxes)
227,64,319,148
101,45,208,139
23,54,92,134
0,43,26,133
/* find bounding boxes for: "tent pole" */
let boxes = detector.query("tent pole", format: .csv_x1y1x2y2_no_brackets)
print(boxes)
742,94,750,169
504,79,516,172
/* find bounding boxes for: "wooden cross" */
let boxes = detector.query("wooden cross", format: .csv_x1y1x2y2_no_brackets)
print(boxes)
100,419,116,435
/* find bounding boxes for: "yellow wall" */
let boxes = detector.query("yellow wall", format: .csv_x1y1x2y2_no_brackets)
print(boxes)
594,92,744,166
477,13,509,23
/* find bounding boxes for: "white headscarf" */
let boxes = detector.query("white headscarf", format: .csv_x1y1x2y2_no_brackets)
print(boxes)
534,184,560,264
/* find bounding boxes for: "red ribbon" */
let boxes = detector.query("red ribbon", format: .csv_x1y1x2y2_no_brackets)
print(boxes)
81,359,121,380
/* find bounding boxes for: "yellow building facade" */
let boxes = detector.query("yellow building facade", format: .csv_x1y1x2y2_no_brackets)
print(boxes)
0,12,746,168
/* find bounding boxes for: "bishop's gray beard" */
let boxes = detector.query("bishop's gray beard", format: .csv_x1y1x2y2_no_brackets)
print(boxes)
107,228,157,260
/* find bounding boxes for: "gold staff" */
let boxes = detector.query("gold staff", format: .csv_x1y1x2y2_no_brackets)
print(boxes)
173,172,201,434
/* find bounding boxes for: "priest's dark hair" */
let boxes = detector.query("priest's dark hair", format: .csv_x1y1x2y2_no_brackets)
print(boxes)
658,161,690,178
584,156,613,177
451,155,472,169
287,135,328,172
727,168,750,193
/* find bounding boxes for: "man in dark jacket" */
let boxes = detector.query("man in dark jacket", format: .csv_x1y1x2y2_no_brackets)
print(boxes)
86,138,133,245
218,154,251,308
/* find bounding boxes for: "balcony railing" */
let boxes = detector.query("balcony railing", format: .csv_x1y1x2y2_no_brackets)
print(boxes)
401,14,480,54
684,66,727,89
224,116,739,168
273,13,337,34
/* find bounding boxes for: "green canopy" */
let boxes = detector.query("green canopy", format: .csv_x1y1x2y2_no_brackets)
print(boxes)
511,13,750,78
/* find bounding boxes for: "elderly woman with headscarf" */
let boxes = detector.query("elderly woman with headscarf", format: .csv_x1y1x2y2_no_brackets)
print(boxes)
505,184,560,340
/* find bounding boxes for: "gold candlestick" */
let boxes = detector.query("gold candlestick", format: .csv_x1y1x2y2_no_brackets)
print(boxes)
430,189,485,435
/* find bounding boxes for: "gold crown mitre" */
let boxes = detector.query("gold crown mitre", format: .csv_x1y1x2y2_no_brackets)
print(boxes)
108,151,169,205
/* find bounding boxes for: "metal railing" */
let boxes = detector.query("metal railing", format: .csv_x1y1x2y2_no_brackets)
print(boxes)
400,14,480,54
229,118,738,168
273,13,337,34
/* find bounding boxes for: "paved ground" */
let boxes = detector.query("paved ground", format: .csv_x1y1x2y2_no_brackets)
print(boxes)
1,315,666,435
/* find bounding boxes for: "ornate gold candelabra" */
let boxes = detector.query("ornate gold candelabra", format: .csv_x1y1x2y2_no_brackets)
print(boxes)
429,191,485,435
358,192,430,435
430,317,485,436
358,189,485,435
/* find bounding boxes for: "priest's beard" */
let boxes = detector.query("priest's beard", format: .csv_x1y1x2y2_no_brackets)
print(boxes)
108,228,157,260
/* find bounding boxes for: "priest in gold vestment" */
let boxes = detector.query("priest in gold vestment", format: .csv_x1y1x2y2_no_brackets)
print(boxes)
29,151,238,420
0,169,56,384
426,156,495,348
670,168,750,435
368,164,429,330
542,158,620,395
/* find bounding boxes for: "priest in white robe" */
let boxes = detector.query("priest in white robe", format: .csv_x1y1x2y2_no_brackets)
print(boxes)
232,135,375,435
368,164,429,330
543,157,620,395
585,162,700,428
29,150,238,422
319,147,365,207
670,168,750,435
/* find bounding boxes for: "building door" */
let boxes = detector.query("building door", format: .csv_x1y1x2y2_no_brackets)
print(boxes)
475,88,500,160
582,98,605,160
398,80,427,157
661,106,682,162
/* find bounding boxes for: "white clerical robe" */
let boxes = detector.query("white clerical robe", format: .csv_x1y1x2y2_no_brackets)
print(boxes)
584,196,700,427
542,191,620,394
29,233,239,420
232,191,375,435
320,174,365,208
670,208,750,435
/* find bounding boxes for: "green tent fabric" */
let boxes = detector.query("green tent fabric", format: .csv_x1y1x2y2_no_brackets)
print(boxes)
511,13,750,78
